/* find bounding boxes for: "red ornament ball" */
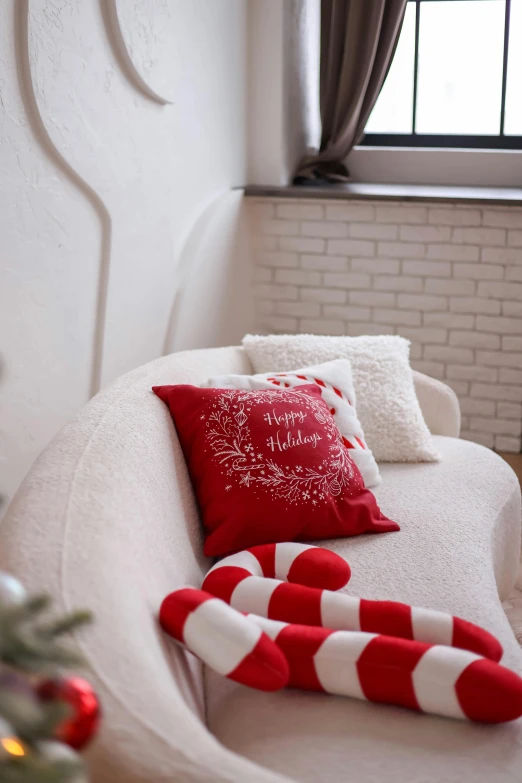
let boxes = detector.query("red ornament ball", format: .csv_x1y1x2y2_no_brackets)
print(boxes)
38,677,101,750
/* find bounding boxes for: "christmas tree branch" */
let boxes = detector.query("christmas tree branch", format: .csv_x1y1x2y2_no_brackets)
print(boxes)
0,598,92,672
0,691,71,740
1,756,84,783
36,610,93,640
0,575,95,783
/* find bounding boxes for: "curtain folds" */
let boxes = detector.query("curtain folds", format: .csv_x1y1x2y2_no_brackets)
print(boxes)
295,0,407,183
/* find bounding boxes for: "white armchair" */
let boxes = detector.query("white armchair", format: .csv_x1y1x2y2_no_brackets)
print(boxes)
0,347,519,783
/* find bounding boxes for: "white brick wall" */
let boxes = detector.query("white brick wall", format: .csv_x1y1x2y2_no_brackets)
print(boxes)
249,197,522,453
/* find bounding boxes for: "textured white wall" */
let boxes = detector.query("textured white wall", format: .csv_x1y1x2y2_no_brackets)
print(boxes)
247,0,320,186
0,0,252,509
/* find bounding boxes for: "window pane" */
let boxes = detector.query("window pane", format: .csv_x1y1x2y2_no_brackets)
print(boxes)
505,0,522,135
416,0,505,135
365,3,416,134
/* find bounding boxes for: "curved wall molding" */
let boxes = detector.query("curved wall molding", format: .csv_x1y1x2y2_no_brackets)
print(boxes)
15,0,112,397
163,191,230,354
164,189,253,354
101,0,172,105
2,0,250,509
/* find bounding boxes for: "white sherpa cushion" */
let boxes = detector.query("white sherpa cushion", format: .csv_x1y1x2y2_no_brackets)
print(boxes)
242,334,439,463
205,359,381,488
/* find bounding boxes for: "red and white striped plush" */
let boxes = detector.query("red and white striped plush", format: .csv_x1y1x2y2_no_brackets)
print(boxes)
159,543,522,722
202,544,503,663
205,542,352,591
159,588,288,692
206,359,381,488
247,615,522,723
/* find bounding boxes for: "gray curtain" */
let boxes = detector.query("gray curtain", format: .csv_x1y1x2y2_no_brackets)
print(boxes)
295,0,407,183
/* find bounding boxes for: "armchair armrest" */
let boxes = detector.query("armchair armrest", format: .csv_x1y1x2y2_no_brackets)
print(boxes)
413,371,461,438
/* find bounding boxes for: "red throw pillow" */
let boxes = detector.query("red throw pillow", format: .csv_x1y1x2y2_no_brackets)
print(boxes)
153,384,399,556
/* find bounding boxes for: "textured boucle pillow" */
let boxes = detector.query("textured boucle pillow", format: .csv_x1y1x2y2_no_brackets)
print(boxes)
242,334,439,463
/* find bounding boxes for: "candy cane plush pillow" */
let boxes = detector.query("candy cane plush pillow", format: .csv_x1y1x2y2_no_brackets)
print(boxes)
206,359,380,488
160,544,522,724
159,588,289,692
162,588,522,722
153,383,398,557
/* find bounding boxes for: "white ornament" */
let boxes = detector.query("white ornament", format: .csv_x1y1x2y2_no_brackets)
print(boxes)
37,741,88,782
0,572,26,606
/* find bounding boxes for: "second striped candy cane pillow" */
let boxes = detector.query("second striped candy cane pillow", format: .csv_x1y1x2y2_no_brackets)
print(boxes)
203,543,503,662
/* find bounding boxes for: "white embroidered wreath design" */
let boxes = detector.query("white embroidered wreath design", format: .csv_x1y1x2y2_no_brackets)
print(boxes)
203,388,359,506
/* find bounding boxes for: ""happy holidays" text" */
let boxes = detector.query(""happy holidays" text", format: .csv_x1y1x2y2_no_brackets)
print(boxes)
263,409,306,429
266,430,322,452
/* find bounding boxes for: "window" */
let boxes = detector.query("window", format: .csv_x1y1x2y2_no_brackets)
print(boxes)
363,0,522,149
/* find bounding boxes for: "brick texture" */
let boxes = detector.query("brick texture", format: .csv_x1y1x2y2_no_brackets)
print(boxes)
249,198,522,453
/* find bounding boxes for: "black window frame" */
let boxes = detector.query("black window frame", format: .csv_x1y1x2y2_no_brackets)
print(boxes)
361,0,522,150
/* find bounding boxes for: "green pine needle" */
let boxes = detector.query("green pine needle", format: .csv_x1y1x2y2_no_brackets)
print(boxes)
37,610,93,640
3,596,52,623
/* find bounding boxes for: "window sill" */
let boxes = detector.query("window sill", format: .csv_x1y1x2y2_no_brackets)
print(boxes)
243,182,522,206
346,146,522,191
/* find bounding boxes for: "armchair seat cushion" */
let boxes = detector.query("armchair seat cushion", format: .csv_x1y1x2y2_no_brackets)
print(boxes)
206,436,522,783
